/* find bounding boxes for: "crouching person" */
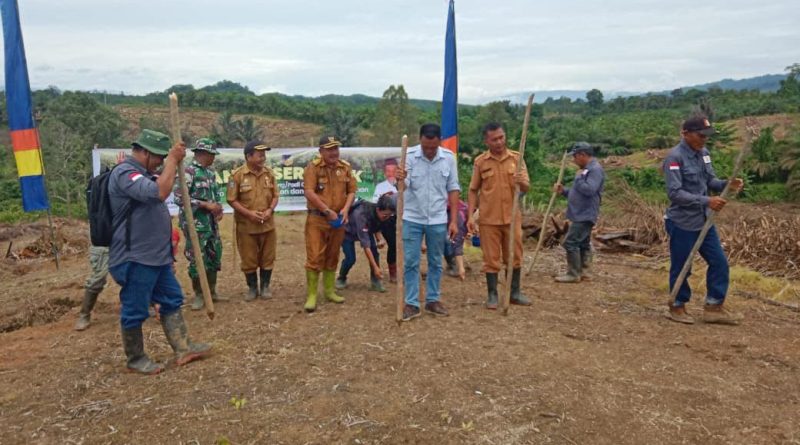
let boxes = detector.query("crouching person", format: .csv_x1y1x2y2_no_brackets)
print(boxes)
108,129,211,374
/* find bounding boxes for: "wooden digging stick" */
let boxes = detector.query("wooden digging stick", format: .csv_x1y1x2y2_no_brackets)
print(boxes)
668,119,759,305
395,135,409,324
169,93,215,320
502,93,534,316
525,149,569,276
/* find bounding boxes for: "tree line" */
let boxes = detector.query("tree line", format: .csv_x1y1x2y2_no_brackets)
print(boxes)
0,64,798,221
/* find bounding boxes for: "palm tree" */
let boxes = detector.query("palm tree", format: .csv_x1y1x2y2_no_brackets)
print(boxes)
779,131,800,198
234,116,264,143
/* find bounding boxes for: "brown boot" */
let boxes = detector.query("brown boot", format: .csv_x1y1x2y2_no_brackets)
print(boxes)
388,263,397,283
703,303,742,325
666,303,695,324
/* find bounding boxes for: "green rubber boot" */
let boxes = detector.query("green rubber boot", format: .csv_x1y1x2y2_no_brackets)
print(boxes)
322,270,345,303
304,270,319,312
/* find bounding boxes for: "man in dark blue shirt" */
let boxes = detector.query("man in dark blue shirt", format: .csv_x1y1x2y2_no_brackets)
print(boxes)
553,142,605,283
662,116,743,325
108,129,211,374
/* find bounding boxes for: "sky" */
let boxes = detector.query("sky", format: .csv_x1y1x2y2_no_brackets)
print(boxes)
2,0,798,104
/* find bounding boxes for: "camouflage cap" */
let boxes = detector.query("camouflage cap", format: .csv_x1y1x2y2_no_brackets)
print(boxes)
192,137,219,154
131,129,171,156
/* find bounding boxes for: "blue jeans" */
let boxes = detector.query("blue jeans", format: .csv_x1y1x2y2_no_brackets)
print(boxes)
109,262,184,330
339,236,380,280
402,221,446,307
665,219,729,306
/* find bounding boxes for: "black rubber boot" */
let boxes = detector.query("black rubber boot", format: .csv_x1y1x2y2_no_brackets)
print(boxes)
485,273,499,310
259,269,272,299
190,277,204,311
510,268,531,305
245,272,258,301
160,310,211,366
121,327,164,375
74,289,100,331
580,250,593,280
445,255,459,277
206,270,227,302
555,251,582,283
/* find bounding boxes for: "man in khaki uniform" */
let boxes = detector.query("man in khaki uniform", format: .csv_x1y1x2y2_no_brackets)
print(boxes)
303,135,356,312
468,122,531,309
227,140,279,301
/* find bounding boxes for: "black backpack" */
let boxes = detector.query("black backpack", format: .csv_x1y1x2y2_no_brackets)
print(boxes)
86,166,134,248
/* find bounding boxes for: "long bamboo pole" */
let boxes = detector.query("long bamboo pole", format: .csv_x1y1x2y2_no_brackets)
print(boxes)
502,93,534,315
169,93,215,320
395,135,409,324
525,149,569,276
668,119,758,305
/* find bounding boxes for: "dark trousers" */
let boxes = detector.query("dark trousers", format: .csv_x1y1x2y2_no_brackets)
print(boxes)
339,236,380,279
564,221,593,253
379,220,396,265
665,219,729,306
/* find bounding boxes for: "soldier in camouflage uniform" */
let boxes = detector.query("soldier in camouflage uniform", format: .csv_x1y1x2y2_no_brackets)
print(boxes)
173,138,225,310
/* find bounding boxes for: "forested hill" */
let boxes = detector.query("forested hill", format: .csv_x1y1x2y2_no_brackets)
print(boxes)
0,66,799,220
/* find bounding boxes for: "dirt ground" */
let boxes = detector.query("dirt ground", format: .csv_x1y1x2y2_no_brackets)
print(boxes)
1,214,799,445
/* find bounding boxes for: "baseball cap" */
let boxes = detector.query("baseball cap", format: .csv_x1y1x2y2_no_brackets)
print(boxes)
568,141,593,156
682,116,715,136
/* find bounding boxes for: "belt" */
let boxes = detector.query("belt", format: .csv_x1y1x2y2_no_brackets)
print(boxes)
308,209,327,217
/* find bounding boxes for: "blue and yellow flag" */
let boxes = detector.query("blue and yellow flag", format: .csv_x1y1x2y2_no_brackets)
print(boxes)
2,0,50,211
441,0,458,155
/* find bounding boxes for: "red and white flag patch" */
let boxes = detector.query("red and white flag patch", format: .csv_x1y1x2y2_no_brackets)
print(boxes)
128,172,143,182
668,163,680,171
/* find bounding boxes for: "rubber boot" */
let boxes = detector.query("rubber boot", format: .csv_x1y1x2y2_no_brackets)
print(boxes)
304,270,319,312
190,277,204,311
74,289,100,331
444,255,459,277
555,251,582,283
322,270,345,303
160,310,211,366
510,268,532,305
580,250,593,281
207,270,227,302
388,263,398,283
370,275,387,293
259,269,273,299
335,275,348,290
121,326,164,375
485,273,499,310
245,272,258,301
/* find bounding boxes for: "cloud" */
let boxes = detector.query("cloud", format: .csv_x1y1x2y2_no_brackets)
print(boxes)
1,0,797,103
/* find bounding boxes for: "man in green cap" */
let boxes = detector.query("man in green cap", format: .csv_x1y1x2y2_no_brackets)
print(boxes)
174,138,225,310
107,129,211,375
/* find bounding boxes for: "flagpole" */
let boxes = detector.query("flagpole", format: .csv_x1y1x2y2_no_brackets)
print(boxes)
2,0,58,268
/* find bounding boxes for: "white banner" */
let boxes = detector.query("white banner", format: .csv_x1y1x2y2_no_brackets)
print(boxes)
92,147,402,215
